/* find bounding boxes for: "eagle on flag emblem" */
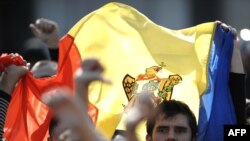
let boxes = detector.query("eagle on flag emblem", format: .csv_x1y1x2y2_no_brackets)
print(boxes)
122,65,182,110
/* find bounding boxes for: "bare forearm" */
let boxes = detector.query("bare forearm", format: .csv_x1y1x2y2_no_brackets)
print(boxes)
75,84,89,109
76,110,107,141
0,76,16,95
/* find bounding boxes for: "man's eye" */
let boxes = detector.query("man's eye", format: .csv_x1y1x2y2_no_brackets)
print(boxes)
157,128,168,133
175,127,187,134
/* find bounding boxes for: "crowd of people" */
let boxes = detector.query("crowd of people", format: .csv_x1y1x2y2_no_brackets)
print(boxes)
0,17,249,141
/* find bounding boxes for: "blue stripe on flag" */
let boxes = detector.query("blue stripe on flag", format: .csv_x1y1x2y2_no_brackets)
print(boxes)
198,25,237,141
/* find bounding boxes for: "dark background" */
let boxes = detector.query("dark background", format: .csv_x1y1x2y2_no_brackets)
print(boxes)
1,0,249,53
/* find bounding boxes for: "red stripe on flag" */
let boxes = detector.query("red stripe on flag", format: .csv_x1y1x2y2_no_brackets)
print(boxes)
4,34,99,141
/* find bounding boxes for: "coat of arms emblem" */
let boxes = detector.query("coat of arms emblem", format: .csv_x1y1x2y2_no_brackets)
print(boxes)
122,66,182,110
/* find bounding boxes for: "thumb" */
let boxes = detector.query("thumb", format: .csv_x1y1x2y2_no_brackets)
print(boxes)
215,20,222,24
99,76,112,84
29,24,41,37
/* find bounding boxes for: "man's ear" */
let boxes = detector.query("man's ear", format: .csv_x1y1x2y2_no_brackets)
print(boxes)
146,134,152,141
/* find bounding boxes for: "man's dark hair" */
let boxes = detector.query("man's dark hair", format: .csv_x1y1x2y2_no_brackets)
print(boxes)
146,100,197,139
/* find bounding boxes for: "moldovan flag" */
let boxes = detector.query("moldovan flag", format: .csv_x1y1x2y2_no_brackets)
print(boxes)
3,2,236,141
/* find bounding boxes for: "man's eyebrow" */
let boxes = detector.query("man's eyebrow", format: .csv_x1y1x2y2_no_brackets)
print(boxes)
175,126,188,130
156,125,188,130
156,125,169,129
175,126,188,129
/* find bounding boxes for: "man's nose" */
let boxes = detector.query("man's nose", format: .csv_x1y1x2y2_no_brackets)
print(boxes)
166,129,176,141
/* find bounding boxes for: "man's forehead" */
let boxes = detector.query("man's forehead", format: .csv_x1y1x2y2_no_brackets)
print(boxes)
156,113,190,127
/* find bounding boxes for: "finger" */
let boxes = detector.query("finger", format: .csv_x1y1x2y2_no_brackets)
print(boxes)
20,66,29,75
43,93,66,108
6,65,29,75
9,53,14,57
83,72,111,84
14,53,20,56
44,20,55,33
137,92,152,104
35,18,43,29
26,63,31,70
215,20,222,24
29,24,41,37
137,92,154,108
38,19,49,33
35,18,48,32
220,23,230,32
35,18,42,25
42,87,72,107
100,76,112,84
42,21,51,33
81,58,104,72
37,18,55,33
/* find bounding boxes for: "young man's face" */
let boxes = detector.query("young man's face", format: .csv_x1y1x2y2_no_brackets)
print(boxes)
147,113,194,141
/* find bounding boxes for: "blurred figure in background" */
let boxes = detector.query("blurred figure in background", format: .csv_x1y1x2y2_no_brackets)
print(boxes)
0,54,29,140
240,39,250,99
43,58,111,141
239,32,250,124
22,18,60,78
31,60,57,78
29,18,60,62
20,18,60,68
21,38,51,68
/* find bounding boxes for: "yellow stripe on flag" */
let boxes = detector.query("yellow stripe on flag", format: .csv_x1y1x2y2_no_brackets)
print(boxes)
68,2,216,139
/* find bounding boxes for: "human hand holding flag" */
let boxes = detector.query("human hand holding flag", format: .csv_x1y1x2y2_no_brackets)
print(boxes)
0,53,27,73
215,21,237,40
0,53,29,94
